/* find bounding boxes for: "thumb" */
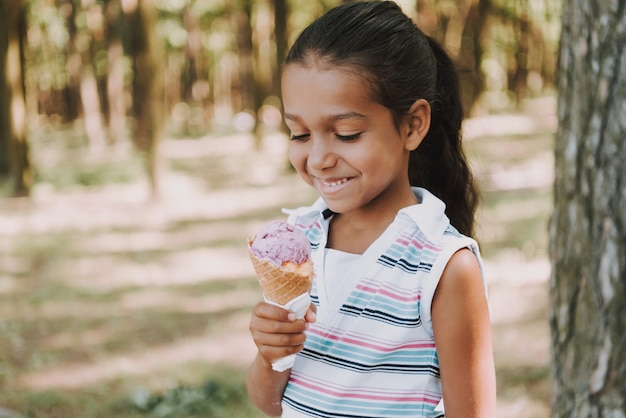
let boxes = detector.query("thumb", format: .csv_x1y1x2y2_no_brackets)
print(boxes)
305,303,317,323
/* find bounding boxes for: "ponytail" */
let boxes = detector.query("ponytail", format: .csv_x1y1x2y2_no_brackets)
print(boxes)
408,36,479,237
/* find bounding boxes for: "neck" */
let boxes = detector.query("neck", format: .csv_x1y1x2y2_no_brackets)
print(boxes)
327,187,419,254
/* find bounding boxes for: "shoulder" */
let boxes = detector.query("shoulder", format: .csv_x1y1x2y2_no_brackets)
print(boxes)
443,248,481,280
434,248,487,318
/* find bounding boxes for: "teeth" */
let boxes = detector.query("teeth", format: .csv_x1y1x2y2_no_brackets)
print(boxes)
324,178,348,187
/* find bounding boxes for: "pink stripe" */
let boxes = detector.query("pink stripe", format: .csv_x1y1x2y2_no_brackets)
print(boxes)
290,376,439,404
355,283,378,294
308,326,435,352
377,287,420,302
360,278,421,297
355,281,421,302
396,235,442,252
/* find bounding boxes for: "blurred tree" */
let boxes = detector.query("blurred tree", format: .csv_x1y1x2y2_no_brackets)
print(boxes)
0,0,32,197
26,0,74,122
60,0,82,122
272,0,288,135
103,0,128,143
181,2,202,105
549,0,626,415
78,0,107,152
9,0,562,193
121,0,164,196
415,0,558,113
415,0,482,112
273,0,288,95
233,0,262,141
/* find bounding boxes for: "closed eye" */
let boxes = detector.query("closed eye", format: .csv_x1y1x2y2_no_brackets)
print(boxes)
290,133,310,141
336,132,362,141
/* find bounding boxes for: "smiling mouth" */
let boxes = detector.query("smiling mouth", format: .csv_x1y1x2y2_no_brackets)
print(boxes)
322,178,349,187
316,177,352,194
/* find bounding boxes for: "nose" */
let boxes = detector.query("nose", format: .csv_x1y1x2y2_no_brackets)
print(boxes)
307,136,336,171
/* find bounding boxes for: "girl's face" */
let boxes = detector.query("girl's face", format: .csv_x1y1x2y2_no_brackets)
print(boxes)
282,63,422,218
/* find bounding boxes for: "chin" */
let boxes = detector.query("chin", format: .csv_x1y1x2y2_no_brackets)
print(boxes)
320,199,351,215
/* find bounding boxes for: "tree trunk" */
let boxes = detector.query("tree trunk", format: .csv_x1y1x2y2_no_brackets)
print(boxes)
457,0,488,115
121,0,164,197
233,0,262,144
103,0,127,144
0,0,32,197
549,0,626,415
0,0,10,177
62,0,82,123
415,0,486,115
272,0,288,97
272,0,289,137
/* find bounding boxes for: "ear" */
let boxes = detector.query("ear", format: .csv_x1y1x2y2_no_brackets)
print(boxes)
403,99,431,151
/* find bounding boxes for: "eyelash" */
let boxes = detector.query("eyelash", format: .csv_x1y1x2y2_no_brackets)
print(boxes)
289,132,362,141
290,133,309,141
336,132,362,141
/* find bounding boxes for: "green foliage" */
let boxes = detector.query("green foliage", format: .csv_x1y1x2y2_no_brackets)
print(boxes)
0,97,556,417
1,378,263,418
27,128,145,191
128,379,259,418
35,159,142,189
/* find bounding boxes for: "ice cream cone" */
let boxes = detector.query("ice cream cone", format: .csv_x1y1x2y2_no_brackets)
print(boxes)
248,246,314,305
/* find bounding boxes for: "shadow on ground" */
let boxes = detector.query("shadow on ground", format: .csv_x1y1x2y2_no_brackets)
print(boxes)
0,97,556,417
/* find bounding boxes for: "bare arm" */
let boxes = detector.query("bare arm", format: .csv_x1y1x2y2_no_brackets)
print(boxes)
246,301,316,416
432,248,497,418
246,352,290,417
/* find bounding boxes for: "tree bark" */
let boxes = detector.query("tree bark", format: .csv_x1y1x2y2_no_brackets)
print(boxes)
0,0,32,197
61,0,82,122
121,0,164,197
0,0,10,177
549,0,626,415
272,0,289,137
272,0,288,97
104,0,127,143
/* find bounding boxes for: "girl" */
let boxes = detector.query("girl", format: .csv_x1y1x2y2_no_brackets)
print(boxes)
247,1,496,417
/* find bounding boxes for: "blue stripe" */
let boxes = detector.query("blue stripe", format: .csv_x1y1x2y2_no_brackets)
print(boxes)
377,255,433,273
300,348,440,376
283,390,433,418
340,305,422,327
305,335,437,365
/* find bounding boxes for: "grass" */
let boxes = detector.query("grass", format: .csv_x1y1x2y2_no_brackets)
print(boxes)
0,99,555,417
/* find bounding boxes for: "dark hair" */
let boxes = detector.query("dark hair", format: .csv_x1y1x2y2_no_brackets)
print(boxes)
284,1,478,237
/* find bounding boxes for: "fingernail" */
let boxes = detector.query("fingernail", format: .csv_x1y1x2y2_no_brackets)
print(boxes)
287,313,296,321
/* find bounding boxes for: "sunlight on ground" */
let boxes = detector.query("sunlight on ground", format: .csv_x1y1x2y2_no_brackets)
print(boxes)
0,98,556,417
19,322,256,390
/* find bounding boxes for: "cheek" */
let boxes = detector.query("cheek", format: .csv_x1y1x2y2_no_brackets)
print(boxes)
288,145,306,173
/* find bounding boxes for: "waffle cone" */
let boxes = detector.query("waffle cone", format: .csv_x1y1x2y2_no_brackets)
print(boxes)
248,247,314,306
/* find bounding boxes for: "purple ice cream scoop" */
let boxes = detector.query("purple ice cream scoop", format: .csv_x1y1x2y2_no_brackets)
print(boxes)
249,220,311,265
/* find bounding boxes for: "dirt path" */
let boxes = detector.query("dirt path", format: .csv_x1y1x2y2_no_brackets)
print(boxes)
1,100,556,417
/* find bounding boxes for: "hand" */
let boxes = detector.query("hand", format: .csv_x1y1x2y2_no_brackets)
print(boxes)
249,301,317,366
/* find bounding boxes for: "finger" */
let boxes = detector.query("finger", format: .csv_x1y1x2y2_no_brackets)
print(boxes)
251,315,307,335
250,325,308,359
255,329,307,348
258,342,306,364
253,301,296,322
305,305,317,323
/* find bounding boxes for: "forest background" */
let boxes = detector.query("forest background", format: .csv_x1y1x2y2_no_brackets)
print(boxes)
1,0,559,417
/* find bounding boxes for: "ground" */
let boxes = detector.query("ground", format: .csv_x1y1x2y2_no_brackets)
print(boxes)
0,96,556,417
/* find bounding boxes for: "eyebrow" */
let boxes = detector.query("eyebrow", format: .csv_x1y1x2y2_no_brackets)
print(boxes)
284,111,367,122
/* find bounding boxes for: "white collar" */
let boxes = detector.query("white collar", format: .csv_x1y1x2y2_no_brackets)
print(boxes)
398,187,450,242
282,187,451,242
